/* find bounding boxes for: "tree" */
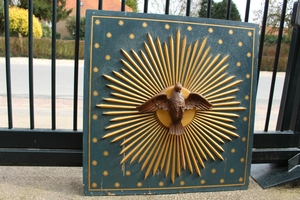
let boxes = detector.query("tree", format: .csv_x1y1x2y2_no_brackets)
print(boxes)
252,0,294,40
16,0,72,22
126,0,138,12
9,6,43,38
199,0,241,21
142,0,202,17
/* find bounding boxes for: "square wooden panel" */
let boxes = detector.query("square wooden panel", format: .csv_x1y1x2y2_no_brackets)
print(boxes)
83,10,259,195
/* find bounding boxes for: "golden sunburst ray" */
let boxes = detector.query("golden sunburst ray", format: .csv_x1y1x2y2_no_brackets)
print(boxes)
156,37,172,86
126,50,161,94
140,49,164,91
99,28,247,183
146,33,169,87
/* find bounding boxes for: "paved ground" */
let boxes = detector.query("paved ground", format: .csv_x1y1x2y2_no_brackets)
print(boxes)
0,58,299,199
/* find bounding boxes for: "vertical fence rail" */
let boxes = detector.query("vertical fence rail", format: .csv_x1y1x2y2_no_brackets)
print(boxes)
244,0,251,22
28,0,35,129
51,0,57,130
143,0,149,13
121,0,126,11
264,0,288,131
257,0,269,80
98,0,103,10
207,0,212,18
186,0,191,16
3,0,13,129
165,0,170,15
73,0,81,131
226,0,231,20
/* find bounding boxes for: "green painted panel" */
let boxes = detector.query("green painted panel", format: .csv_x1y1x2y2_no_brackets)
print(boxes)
83,10,259,196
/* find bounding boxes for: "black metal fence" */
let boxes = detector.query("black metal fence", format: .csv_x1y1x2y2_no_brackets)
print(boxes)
0,0,299,166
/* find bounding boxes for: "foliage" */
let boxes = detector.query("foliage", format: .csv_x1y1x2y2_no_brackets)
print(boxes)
66,16,86,39
199,0,241,21
0,36,84,59
41,24,51,38
0,0,4,34
264,34,291,45
16,0,72,22
126,0,138,12
253,0,294,41
147,0,202,16
9,6,42,38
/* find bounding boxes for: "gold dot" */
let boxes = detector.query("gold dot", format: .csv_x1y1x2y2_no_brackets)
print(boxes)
106,32,112,38
92,137,98,143
94,43,100,49
129,34,135,39
115,182,120,187
126,171,131,176
103,151,109,156
92,114,98,120
105,55,111,60
238,42,243,47
201,180,206,184
247,52,251,57
159,182,164,186
165,24,170,30
119,20,124,26
248,31,252,36
187,26,192,31
239,177,244,182
95,19,100,25
180,181,185,186
231,148,236,153
220,179,225,183
93,67,98,73
243,116,248,121
236,62,241,67
92,160,97,166
93,91,98,96
208,28,213,33
142,22,147,27
211,169,216,174
137,182,142,187
218,39,223,44
103,171,108,176
92,182,97,188
242,137,247,142
245,95,249,100
230,168,235,173
246,74,250,79
229,29,233,34
240,158,245,163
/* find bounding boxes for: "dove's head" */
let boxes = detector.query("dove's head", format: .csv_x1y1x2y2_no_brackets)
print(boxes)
174,82,182,92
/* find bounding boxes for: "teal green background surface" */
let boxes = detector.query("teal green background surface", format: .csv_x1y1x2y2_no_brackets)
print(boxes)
83,10,259,196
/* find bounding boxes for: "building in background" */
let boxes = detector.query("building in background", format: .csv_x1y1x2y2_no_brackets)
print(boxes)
57,0,133,38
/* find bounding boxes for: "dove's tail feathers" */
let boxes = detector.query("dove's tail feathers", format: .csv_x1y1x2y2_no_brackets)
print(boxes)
169,122,184,136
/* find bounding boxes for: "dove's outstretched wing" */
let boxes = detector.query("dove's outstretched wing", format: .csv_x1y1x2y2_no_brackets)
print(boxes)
136,93,169,113
185,93,212,111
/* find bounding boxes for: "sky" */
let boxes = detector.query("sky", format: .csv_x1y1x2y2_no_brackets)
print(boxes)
137,0,264,23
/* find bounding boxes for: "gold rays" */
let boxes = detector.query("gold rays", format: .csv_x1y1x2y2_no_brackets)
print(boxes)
98,29,244,183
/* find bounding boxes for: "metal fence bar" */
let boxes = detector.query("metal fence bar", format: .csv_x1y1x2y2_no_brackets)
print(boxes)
144,0,149,13
244,0,251,22
28,0,35,129
4,0,12,129
257,0,269,81
207,0,212,18
186,0,191,16
165,0,170,15
226,0,231,20
73,0,81,131
51,0,57,130
264,0,288,131
121,0,125,11
98,0,103,10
